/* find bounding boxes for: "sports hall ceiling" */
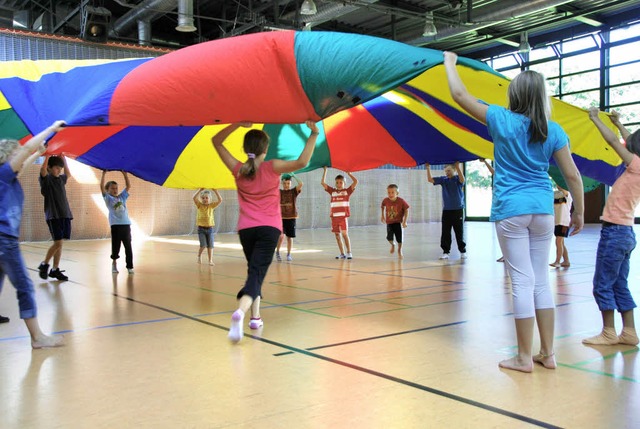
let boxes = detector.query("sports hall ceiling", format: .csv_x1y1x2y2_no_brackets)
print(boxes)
1,0,639,58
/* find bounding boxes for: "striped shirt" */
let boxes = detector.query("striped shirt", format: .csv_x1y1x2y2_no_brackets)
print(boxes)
325,186,354,218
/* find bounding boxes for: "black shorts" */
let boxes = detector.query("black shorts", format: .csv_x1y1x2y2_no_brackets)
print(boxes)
282,218,296,238
47,218,72,241
386,223,403,243
554,225,569,238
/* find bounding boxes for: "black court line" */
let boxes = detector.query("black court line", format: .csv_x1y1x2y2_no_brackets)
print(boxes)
273,320,468,356
112,292,561,429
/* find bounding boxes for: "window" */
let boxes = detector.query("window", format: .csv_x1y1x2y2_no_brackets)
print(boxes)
465,160,493,218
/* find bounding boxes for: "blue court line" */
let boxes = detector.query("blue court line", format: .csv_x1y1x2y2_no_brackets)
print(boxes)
0,315,183,343
109,292,561,429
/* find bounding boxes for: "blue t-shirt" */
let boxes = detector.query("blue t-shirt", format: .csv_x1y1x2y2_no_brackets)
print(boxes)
433,176,464,210
103,189,131,225
486,105,568,222
0,163,24,238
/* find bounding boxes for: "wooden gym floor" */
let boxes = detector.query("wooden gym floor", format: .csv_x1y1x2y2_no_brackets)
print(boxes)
1,222,638,428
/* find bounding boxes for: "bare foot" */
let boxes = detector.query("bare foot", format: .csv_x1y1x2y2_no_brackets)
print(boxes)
499,356,533,373
582,329,619,345
398,250,403,259
497,256,504,262
618,328,639,346
390,244,395,254
32,334,65,349
561,261,571,267
197,255,201,264
533,352,557,369
549,262,561,268
208,260,215,266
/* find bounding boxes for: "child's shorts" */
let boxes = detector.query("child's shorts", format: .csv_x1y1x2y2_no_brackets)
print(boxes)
197,226,215,248
282,218,296,238
46,218,72,241
554,225,569,238
386,223,403,243
331,217,348,233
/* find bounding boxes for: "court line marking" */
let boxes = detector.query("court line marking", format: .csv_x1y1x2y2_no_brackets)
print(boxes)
109,292,561,429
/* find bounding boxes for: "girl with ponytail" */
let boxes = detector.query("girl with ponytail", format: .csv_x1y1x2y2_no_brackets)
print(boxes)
212,121,319,343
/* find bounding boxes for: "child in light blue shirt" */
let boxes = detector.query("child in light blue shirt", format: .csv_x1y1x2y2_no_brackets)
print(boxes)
101,170,134,274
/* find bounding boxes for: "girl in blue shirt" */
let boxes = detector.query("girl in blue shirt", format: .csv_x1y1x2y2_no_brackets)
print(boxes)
444,52,584,373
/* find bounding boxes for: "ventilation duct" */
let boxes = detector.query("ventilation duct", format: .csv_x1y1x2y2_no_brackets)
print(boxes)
176,0,196,32
138,19,152,46
110,0,176,37
408,0,577,45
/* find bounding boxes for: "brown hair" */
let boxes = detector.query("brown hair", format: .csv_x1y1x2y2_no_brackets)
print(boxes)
507,70,550,144
238,129,270,179
626,130,640,157
387,184,398,190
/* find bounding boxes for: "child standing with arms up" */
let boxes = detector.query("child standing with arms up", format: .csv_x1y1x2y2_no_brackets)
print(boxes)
101,170,134,274
444,51,584,372
276,174,302,262
321,167,358,259
583,108,640,346
550,185,572,268
381,184,410,258
426,162,466,260
193,188,222,265
1,120,66,348
38,154,73,281
212,121,318,343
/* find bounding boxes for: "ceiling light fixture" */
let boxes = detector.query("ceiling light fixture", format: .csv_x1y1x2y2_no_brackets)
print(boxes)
300,0,317,15
518,31,531,53
422,12,437,37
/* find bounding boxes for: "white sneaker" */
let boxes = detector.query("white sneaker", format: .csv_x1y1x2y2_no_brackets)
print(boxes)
228,309,245,343
127,268,135,274
286,254,293,262
336,254,346,259
346,253,353,259
439,253,449,260
460,253,467,259
249,318,264,329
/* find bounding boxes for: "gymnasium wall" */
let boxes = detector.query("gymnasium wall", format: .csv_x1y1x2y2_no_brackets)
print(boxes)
18,162,444,242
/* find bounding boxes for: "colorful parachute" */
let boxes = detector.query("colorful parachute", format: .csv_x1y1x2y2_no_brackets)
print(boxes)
0,30,622,189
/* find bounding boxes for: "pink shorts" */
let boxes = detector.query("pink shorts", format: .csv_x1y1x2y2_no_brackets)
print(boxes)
331,217,348,233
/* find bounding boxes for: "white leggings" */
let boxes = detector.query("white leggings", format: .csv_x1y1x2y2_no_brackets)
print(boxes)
495,214,555,319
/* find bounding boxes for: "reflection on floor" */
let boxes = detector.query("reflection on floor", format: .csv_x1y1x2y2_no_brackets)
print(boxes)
1,222,638,428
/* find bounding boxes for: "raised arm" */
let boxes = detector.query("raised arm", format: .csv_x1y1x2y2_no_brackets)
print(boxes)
13,120,65,174
610,110,631,141
16,145,46,179
480,158,495,175
193,188,203,205
321,166,329,190
454,161,465,184
122,171,130,192
40,154,50,177
211,123,249,172
552,145,584,236
589,108,634,166
211,188,222,208
272,121,319,174
346,171,358,190
100,170,107,195
425,163,435,184
292,174,303,192
443,52,489,123
61,155,72,180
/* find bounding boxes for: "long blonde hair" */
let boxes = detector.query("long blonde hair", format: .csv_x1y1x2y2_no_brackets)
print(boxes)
238,129,270,178
507,70,550,144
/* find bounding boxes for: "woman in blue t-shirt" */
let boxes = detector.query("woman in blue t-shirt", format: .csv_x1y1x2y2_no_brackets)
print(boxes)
443,52,585,373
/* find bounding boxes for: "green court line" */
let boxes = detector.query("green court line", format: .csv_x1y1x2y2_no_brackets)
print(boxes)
558,362,639,383
309,298,411,311
571,348,639,367
344,298,467,318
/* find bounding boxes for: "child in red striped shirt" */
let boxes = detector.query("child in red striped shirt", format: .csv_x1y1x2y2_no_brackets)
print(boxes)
321,167,358,259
